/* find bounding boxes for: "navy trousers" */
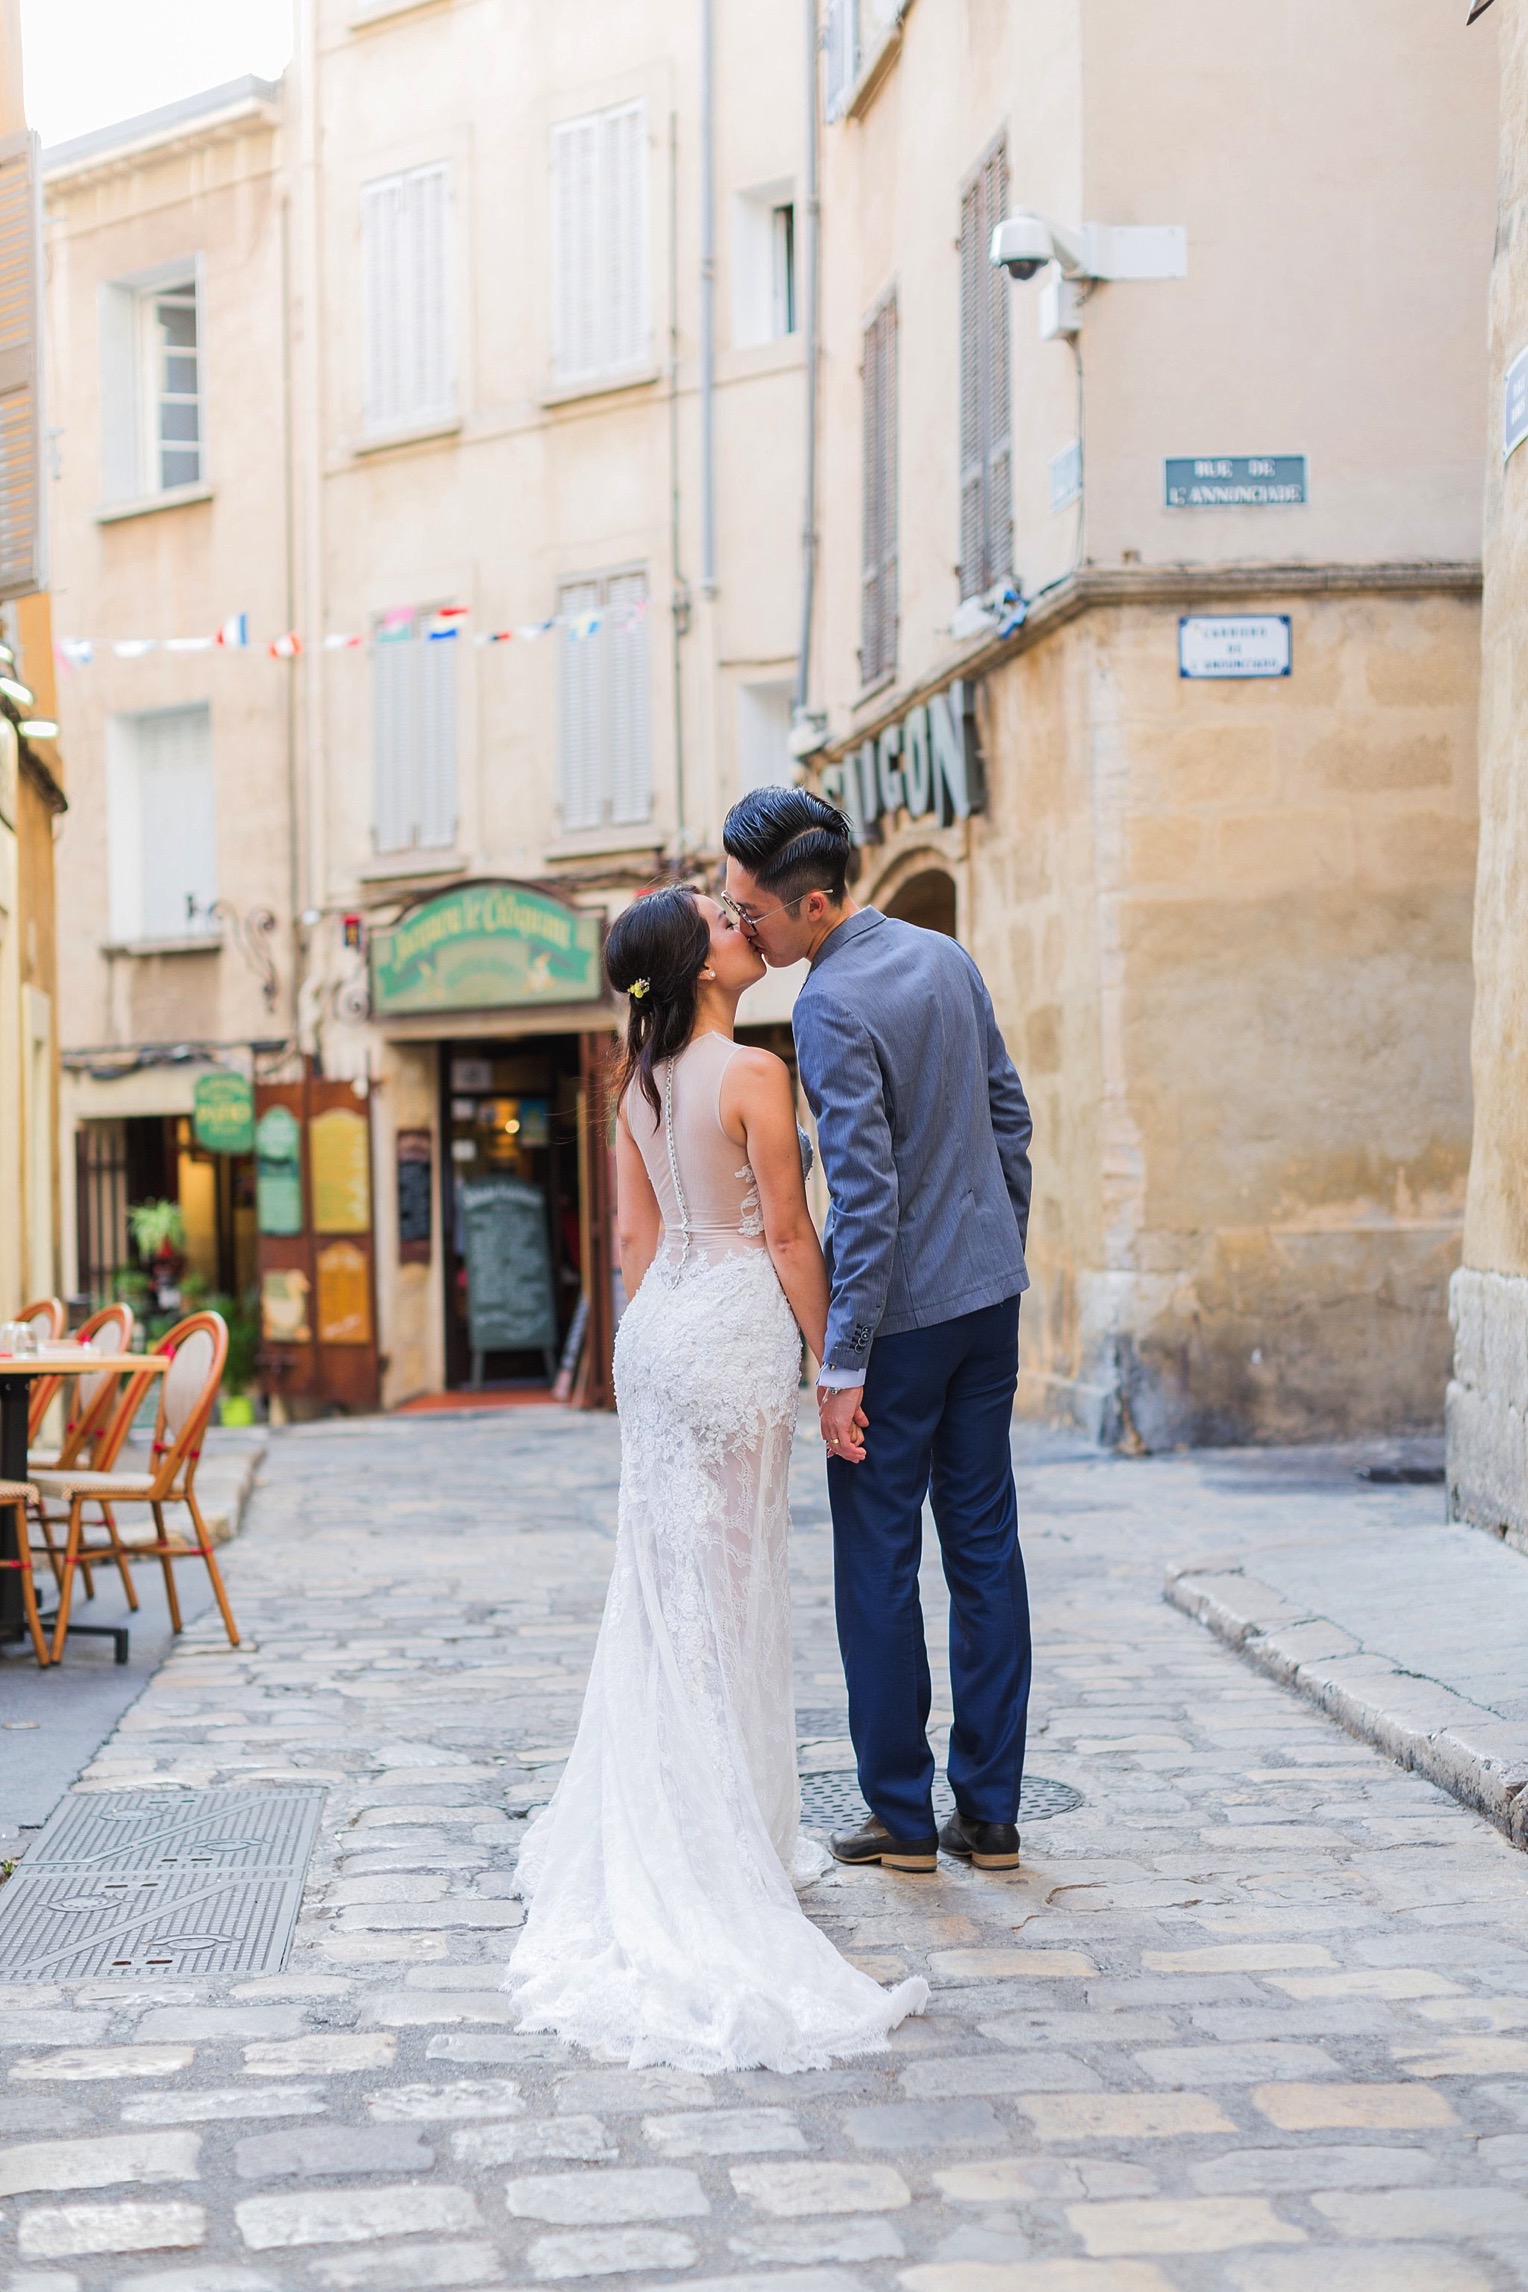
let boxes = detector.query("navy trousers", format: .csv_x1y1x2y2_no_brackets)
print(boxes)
826,1294,1031,1841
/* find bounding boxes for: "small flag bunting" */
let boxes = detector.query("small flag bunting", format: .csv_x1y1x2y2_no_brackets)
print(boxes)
269,632,303,659
215,613,249,650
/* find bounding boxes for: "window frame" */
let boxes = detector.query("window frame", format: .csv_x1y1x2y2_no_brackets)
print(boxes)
98,254,208,509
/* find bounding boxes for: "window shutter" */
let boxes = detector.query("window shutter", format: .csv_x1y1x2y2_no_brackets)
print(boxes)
557,579,604,828
363,175,403,433
417,633,458,848
372,629,415,851
551,117,601,383
860,296,896,685
364,164,451,433
602,102,650,375
958,141,1012,600
409,163,453,424
824,0,859,120
0,130,44,596
958,174,985,601
98,279,140,504
605,572,652,824
983,143,1012,593
137,705,216,937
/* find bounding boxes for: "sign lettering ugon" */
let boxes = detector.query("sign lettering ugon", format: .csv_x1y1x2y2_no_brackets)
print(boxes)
823,679,983,847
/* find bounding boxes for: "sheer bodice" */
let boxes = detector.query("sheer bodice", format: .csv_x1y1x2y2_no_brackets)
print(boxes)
504,1027,926,2072
624,1031,767,1267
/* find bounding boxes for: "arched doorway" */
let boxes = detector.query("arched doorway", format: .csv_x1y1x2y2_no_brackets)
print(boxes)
884,867,957,937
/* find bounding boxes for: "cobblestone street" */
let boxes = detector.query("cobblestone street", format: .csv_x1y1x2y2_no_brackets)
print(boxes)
3,1407,1528,2292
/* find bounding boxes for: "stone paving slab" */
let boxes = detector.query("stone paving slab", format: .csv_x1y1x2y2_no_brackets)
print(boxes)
1,1414,1527,2289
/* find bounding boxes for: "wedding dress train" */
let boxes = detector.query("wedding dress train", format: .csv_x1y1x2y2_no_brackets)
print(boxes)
504,1031,928,2071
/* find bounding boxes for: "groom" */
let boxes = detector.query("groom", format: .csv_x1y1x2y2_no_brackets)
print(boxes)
722,786,1033,1874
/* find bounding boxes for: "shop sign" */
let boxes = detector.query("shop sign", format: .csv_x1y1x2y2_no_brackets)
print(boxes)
193,1072,255,1155
397,1129,433,1263
1179,615,1292,680
823,679,984,848
315,1242,372,1345
1505,346,1528,464
255,1104,303,1236
260,1265,310,1344
369,881,604,1018
1164,456,1307,508
310,1106,371,1234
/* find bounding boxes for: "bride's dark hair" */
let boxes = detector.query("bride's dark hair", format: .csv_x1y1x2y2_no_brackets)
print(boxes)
605,884,712,1118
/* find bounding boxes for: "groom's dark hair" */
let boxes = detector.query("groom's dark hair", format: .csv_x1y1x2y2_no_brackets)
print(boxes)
722,785,853,905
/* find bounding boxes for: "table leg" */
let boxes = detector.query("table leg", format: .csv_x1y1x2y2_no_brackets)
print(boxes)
0,1376,31,1637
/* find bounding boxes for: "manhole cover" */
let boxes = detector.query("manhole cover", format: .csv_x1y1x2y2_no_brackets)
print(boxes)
797,1771,1083,1834
0,1788,323,1982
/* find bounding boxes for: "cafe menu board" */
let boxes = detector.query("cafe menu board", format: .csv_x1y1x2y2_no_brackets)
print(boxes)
460,1175,557,1355
397,1130,433,1264
256,1105,303,1236
316,1242,372,1345
261,1265,310,1343
311,1107,372,1234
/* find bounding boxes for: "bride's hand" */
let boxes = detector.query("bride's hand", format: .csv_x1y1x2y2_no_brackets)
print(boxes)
818,1385,868,1464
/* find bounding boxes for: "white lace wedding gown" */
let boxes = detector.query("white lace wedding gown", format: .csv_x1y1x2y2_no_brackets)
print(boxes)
504,1030,928,2071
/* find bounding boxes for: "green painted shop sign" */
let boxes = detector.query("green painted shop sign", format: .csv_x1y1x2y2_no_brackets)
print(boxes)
369,882,604,1018
193,1072,255,1154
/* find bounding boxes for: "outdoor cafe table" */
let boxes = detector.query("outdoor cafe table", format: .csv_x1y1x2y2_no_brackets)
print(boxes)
0,1348,169,1656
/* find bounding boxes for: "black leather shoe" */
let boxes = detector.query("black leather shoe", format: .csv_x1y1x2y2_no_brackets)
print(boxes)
939,1812,1021,1869
829,1816,938,1873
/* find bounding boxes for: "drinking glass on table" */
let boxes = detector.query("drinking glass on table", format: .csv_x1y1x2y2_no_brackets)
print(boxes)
0,1321,36,1356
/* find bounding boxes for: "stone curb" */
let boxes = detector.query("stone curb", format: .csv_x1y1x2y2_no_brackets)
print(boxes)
1164,1562,1528,1852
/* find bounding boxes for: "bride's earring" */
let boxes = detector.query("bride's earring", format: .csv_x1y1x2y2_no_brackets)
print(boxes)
699,967,716,981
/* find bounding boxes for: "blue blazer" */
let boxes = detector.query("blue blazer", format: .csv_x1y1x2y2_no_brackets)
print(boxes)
792,908,1032,1377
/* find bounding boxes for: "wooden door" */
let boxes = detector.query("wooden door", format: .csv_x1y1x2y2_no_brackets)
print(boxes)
255,1074,381,1416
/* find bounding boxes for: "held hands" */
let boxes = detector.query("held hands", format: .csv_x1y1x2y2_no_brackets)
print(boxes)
818,1384,869,1465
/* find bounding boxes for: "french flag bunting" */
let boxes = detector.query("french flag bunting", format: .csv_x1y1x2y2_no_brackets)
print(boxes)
269,631,302,659
215,612,249,650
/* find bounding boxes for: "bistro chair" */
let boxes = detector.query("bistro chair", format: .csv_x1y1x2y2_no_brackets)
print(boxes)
18,1295,67,1444
31,1311,240,1663
28,1303,138,1603
0,1480,49,1666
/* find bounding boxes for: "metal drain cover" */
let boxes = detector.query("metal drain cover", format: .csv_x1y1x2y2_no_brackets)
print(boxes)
0,1788,323,1982
798,1770,1083,1834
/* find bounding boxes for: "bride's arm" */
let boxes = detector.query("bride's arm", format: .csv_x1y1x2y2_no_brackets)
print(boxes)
615,1103,662,1298
725,1051,830,1361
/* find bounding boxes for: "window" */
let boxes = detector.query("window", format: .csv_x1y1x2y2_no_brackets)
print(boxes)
99,266,204,504
737,680,794,792
556,569,652,832
824,0,859,119
362,162,453,436
106,704,217,941
550,101,650,389
732,186,796,347
860,292,898,688
771,205,796,337
958,139,1012,600
372,610,458,853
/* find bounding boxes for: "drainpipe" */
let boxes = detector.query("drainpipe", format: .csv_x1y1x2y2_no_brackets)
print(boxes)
699,0,717,596
794,0,820,717
668,109,689,869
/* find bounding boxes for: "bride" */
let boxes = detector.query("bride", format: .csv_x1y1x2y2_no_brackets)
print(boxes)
504,885,928,2071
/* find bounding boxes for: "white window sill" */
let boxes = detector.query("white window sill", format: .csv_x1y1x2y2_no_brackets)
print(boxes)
541,367,660,410
352,415,462,458
95,483,213,526
543,827,661,860
359,848,467,882
102,933,223,957
350,0,450,26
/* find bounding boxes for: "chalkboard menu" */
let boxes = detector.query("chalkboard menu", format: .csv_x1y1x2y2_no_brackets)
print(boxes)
396,1130,433,1263
459,1175,556,1355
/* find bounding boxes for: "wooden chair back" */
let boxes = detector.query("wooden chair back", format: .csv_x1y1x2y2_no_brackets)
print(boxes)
145,1312,229,1499
55,1303,137,1469
21,1296,67,1439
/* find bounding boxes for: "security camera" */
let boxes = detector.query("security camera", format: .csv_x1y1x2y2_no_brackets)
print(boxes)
990,212,1087,282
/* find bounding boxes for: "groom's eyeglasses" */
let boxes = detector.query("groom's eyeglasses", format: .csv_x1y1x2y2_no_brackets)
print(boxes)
719,890,809,937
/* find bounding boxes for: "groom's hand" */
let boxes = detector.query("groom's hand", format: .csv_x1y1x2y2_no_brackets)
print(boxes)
818,1385,868,1465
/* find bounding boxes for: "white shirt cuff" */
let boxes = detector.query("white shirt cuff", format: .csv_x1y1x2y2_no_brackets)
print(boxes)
816,1366,865,1390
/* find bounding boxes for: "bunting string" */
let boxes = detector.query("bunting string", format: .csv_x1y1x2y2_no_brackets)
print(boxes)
54,597,648,670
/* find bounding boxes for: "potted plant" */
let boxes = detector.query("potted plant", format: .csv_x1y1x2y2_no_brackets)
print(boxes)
126,1198,186,1321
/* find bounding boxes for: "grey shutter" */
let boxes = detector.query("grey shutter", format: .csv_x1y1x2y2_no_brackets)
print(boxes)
860,295,896,685
0,130,44,596
606,571,652,824
824,0,859,120
551,117,601,383
557,578,604,828
958,140,1012,600
372,628,415,850
603,103,650,374
417,633,458,848
138,705,215,937
98,280,140,504
410,163,453,423
362,175,404,433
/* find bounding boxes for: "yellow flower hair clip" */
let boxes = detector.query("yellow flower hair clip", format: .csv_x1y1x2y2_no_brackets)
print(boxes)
628,978,651,1001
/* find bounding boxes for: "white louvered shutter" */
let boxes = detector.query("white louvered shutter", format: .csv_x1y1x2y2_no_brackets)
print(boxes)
958,142,1011,600
138,706,215,936
605,572,652,825
551,117,601,384
860,296,896,684
603,103,650,376
958,174,985,601
417,633,458,848
0,131,44,597
372,630,415,851
363,176,403,433
557,579,603,828
364,164,452,433
824,0,859,120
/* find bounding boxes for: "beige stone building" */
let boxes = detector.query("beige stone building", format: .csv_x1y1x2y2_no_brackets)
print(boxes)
1449,0,1528,1541
804,0,1497,1445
